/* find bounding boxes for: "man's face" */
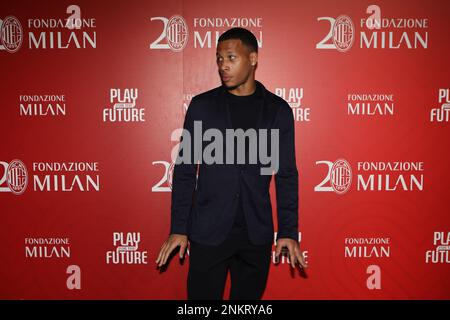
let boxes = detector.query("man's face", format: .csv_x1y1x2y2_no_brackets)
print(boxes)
216,39,256,89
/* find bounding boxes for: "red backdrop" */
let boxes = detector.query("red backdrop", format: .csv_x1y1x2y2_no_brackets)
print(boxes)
1,0,449,299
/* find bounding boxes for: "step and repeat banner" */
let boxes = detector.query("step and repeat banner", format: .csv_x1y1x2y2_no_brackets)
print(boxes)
1,0,449,299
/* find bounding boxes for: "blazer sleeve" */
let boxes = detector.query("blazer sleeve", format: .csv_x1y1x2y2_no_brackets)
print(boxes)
274,102,299,242
169,97,199,235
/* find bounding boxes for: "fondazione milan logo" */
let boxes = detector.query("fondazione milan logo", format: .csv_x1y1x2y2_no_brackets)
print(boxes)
0,16,23,53
7,159,28,195
331,159,352,194
333,15,355,52
166,15,188,51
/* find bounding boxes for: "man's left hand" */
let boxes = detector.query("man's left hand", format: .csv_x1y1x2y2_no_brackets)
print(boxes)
275,238,308,269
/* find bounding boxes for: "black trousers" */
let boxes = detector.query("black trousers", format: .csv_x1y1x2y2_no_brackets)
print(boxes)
187,226,272,300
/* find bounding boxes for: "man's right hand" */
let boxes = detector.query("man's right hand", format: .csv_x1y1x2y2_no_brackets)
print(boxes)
155,234,188,268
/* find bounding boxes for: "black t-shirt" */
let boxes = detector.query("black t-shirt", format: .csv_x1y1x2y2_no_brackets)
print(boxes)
225,84,262,233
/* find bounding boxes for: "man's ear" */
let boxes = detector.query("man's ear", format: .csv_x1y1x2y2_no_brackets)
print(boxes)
250,52,258,66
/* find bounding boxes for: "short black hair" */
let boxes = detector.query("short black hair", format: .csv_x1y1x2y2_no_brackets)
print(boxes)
218,27,258,53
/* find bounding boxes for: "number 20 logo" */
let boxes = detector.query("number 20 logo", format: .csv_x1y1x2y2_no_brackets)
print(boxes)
316,15,355,52
150,15,188,52
314,159,352,194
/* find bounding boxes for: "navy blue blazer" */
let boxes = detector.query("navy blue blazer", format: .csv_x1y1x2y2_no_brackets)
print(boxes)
170,80,299,246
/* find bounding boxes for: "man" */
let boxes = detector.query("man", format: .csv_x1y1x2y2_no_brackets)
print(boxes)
156,27,307,300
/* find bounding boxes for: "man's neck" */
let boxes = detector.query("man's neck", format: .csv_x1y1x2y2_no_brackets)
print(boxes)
228,79,257,96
